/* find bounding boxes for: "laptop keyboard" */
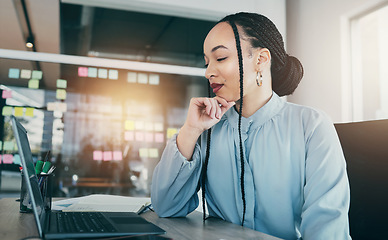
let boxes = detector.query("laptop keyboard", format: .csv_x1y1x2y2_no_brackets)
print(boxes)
56,212,117,233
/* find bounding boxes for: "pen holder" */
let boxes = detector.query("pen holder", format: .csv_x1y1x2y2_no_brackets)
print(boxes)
20,173,54,213
39,173,54,210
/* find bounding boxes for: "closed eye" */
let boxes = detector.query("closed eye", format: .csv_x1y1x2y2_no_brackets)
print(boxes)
204,57,227,68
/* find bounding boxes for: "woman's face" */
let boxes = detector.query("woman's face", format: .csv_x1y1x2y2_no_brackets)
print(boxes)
203,22,258,102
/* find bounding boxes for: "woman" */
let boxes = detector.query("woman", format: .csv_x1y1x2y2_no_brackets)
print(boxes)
151,12,351,239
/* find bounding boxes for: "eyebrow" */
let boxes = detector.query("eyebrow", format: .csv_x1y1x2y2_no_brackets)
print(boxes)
211,45,228,52
204,45,229,57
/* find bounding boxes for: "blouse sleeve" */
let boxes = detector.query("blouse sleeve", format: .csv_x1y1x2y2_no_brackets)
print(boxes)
151,134,203,217
300,113,351,239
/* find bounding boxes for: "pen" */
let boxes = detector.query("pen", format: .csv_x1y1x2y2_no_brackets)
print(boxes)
137,203,152,215
43,150,51,162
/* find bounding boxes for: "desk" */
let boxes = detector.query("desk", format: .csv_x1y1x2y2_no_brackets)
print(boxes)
0,198,282,240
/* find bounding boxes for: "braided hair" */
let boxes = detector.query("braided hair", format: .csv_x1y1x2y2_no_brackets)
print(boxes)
201,82,212,221
229,20,247,225
201,12,304,226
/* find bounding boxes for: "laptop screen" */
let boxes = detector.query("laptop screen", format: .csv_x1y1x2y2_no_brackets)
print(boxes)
11,116,46,237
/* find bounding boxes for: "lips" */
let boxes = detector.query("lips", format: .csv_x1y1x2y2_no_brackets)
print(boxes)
210,83,224,93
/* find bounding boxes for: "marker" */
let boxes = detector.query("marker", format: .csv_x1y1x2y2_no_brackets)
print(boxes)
35,160,44,175
42,161,52,173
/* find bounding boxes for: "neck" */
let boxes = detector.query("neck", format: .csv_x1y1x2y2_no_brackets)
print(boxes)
235,87,273,118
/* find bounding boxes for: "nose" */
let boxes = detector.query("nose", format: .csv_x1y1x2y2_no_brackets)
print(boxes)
205,63,216,80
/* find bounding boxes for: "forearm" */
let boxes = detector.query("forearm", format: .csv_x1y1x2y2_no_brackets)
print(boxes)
176,124,203,160
151,135,202,217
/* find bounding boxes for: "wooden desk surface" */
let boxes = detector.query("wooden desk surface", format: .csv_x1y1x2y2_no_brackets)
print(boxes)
0,198,282,240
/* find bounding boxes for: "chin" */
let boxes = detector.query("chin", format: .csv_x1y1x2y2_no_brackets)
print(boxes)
215,94,238,103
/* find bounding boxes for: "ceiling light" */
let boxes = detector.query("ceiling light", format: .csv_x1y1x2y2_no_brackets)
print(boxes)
26,36,34,48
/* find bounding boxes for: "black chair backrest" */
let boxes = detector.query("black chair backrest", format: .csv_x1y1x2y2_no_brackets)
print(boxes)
335,120,388,240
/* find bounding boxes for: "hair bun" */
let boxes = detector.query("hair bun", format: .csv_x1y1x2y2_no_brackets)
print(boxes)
272,55,304,97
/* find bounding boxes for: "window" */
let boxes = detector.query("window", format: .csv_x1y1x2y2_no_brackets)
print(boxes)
350,4,388,121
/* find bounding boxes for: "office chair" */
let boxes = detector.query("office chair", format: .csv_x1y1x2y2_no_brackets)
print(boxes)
334,119,388,240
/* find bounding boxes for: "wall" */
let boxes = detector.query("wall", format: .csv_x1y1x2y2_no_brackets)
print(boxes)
286,0,388,122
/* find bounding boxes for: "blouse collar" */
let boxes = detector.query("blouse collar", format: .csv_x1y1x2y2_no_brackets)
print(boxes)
223,92,285,133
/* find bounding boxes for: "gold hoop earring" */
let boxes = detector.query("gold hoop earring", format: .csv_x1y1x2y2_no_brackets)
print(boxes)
256,72,263,86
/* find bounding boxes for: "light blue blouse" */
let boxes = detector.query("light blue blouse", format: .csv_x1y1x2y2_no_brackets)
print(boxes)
151,92,351,240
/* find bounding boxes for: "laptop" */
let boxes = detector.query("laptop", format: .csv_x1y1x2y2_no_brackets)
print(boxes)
11,116,166,239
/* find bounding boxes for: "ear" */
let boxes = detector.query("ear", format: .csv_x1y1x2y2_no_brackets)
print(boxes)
254,48,271,72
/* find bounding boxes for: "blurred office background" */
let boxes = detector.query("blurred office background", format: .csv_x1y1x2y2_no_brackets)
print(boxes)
0,0,387,198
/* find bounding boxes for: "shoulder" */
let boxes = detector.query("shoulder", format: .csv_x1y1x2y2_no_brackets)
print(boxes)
282,101,332,126
280,102,336,141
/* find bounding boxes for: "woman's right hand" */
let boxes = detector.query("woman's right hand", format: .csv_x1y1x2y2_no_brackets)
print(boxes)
185,96,236,134
177,96,235,159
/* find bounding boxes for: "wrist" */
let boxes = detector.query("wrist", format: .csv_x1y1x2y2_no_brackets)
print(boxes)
176,124,203,160
180,124,203,139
